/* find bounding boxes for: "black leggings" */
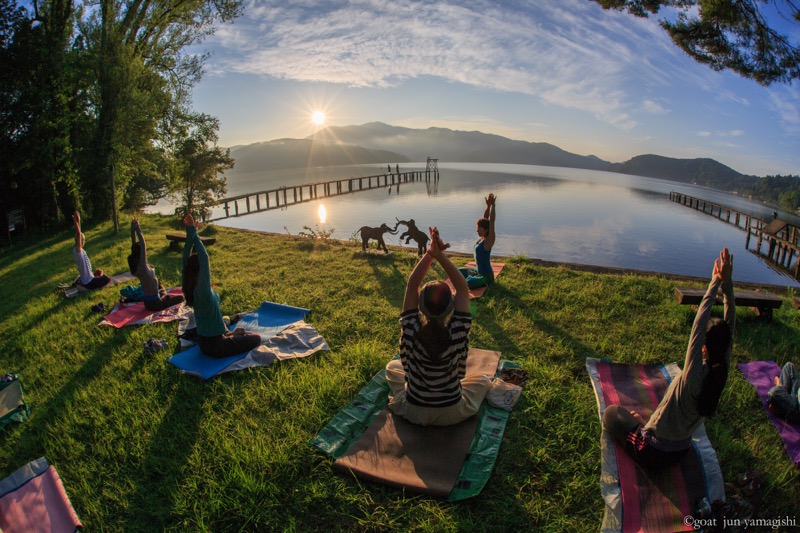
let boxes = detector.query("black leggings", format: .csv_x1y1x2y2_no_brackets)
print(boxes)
143,293,185,312
198,332,261,358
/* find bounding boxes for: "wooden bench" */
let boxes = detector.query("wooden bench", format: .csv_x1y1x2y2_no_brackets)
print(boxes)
674,286,783,320
166,233,216,251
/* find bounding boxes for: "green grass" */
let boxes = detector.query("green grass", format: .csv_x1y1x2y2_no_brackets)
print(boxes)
1,214,799,531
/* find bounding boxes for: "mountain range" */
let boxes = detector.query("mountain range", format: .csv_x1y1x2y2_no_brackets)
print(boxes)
227,122,760,190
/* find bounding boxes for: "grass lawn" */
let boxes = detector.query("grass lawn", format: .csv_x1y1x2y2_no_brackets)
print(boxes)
0,214,798,531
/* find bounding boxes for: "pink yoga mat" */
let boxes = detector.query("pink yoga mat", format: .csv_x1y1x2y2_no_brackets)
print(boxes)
101,288,184,328
0,465,82,532
738,361,800,467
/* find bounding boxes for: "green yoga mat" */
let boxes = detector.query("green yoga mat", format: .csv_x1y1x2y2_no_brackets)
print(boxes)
311,353,516,501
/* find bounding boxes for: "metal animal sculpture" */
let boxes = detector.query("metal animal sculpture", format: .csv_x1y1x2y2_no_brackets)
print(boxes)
355,223,397,253
395,218,429,256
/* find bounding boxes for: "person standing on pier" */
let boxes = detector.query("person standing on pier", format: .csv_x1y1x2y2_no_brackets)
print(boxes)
396,164,400,175
459,193,497,289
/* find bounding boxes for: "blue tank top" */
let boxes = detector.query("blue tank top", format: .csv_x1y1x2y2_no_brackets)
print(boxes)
474,240,493,282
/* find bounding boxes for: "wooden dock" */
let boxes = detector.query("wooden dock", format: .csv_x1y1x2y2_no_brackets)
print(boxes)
670,191,800,280
205,159,439,223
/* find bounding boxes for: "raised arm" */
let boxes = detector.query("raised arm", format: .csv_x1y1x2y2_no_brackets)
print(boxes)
685,248,732,370
133,219,147,265
719,248,735,362
483,194,496,251
429,227,470,313
402,252,435,313
72,211,83,252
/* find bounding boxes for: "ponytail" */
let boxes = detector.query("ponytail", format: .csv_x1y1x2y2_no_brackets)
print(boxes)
415,318,450,360
415,280,455,360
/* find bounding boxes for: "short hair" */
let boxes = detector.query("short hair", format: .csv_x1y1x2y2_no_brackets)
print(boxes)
477,218,490,230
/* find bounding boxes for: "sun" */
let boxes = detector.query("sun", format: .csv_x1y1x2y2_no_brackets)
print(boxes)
311,111,326,126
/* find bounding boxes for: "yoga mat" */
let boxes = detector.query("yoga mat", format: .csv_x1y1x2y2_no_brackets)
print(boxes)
0,457,82,532
738,361,800,467
168,301,310,380
586,358,725,533
444,261,505,299
314,348,508,500
99,288,187,328
63,271,136,298
0,376,30,431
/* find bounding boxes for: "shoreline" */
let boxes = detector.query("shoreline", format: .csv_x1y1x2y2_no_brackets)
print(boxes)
225,226,798,295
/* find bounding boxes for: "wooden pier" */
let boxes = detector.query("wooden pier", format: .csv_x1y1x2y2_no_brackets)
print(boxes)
670,191,800,280
205,160,439,223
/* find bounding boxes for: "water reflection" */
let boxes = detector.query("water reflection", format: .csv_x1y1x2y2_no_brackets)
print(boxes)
318,204,327,224
200,162,799,287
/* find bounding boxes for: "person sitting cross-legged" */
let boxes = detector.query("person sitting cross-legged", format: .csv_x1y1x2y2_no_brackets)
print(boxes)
385,226,493,426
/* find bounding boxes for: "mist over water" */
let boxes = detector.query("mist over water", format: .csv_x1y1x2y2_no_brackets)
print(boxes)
155,162,800,287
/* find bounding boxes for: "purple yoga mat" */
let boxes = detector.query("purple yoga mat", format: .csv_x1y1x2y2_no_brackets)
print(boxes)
738,361,800,467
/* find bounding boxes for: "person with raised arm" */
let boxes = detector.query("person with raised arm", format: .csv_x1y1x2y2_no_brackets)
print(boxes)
385,227,493,426
603,248,735,469
128,217,185,311
181,214,260,358
71,211,111,291
460,193,497,289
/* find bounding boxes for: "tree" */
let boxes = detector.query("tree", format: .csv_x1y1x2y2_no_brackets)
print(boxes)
168,114,233,219
79,0,243,225
592,0,800,85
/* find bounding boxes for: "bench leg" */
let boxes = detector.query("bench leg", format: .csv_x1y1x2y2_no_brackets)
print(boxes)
752,307,773,321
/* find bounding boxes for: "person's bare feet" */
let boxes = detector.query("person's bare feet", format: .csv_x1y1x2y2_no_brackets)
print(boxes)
774,376,781,386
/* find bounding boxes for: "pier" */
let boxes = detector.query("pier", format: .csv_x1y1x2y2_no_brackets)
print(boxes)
206,158,439,223
670,191,800,280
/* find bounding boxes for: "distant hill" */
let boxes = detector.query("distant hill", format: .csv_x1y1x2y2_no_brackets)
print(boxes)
228,138,407,174
610,154,759,190
227,122,759,190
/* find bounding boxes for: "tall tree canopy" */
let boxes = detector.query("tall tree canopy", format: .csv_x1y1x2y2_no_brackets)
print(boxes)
0,0,242,230
592,0,800,85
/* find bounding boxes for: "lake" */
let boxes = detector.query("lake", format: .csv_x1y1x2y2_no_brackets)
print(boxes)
157,162,800,288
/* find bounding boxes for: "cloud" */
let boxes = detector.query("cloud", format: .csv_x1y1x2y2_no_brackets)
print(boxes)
200,0,706,130
640,99,670,114
697,131,711,137
767,86,800,136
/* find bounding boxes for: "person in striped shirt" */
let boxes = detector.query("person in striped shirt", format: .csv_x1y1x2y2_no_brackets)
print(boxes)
385,227,493,426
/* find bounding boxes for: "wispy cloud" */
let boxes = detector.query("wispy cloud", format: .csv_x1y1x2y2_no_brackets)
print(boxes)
767,86,800,136
202,0,707,130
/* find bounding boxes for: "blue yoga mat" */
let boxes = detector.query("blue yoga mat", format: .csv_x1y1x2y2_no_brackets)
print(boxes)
168,302,309,380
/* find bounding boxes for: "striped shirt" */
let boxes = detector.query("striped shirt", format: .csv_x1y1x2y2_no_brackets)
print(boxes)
398,308,471,408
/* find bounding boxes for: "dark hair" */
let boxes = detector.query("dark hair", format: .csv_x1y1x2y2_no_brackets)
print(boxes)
127,243,141,274
182,253,200,307
477,218,490,231
415,281,454,360
697,318,732,417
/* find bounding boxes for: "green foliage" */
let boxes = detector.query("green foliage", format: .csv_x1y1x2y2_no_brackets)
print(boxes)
743,174,800,212
593,0,800,85
296,224,336,243
0,0,243,226
0,219,798,530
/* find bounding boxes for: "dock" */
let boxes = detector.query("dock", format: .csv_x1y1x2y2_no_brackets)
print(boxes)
670,191,800,281
206,158,439,223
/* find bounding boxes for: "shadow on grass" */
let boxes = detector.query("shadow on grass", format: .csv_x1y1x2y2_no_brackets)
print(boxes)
125,374,207,528
5,332,121,467
362,252,407,309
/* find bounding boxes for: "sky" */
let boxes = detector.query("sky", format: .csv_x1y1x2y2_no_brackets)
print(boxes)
188,0,800,177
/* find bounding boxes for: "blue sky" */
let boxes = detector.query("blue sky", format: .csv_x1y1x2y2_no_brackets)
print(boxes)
189,0,800,177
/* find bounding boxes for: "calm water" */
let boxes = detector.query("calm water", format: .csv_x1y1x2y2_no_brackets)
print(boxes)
164,162,800,287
